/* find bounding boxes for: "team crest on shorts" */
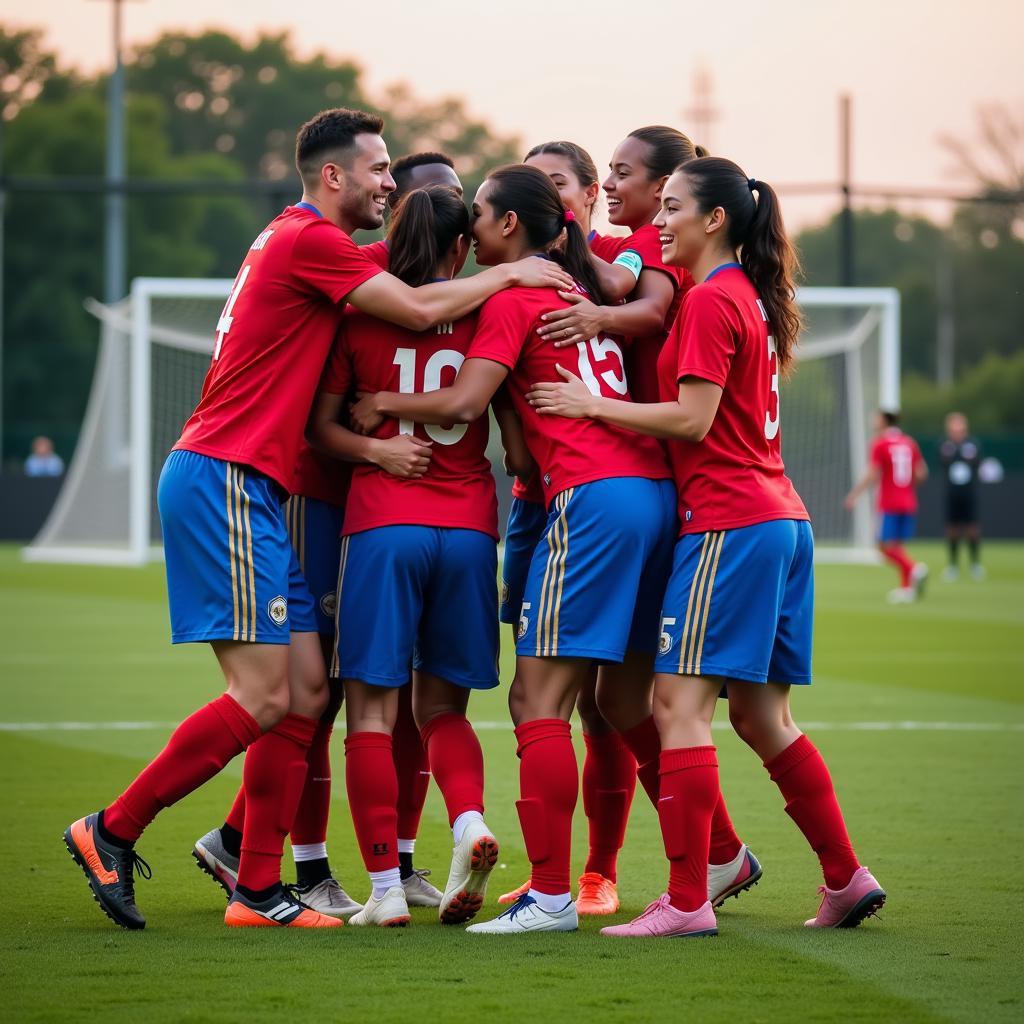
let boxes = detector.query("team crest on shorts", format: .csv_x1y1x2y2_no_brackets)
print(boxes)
659,631,674,655
268,596,288,626
320,592,337,618
500,581,509,606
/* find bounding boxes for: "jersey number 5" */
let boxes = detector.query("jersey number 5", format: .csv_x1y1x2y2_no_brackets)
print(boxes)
392,348,468,445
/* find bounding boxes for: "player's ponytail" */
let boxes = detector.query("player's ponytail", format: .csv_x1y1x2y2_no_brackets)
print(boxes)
387,184,469,288
485,164,605,304
680,156,803,375
627,125,702,179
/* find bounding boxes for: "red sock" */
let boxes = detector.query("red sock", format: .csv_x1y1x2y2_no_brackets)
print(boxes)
582,731,637,882
709,791,743,864
881,543,914,588
659,746,719,912
764,734,860,890
290,722,333,845
345,731,399,873
225,784,246,834
514,719,577,896
237,713,316,891
393,691,430,842
619,715,661,805
104,695,260,842
419,712,484,826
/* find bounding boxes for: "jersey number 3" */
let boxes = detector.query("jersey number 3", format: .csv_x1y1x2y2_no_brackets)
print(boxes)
764,335,780,441
393,348,467,445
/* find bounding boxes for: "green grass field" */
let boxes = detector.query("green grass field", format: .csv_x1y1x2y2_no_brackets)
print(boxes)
2,541,1022,1023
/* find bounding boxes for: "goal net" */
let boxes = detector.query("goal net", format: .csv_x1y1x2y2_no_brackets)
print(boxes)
24,279,898,566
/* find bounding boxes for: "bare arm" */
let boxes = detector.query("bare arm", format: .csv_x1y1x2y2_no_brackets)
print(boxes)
309,390,433,479
492,388,535,481
590,252,638,303
350,358,511,434
915,460,929,484
346,259,573,332
844,464,880,509
538,268,675,346
526,365,722,442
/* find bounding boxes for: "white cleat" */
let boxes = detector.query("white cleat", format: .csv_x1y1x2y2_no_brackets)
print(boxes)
403,868,443,908
910,562,929,600
970,563,986,580
439,819,499,925
708,844,763,907
347,885,411,927
942,565,960,582
291,878,362,919
887,586,916,604
466,892,578,934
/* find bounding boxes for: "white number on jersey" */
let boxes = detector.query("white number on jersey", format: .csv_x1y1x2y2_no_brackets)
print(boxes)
392,348,468,446
764,335,780,441
890,443,914,487
213,264,251,361
575,336,628,397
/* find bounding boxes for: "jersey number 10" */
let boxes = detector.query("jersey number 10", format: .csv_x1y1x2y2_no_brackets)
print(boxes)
392,348,468,445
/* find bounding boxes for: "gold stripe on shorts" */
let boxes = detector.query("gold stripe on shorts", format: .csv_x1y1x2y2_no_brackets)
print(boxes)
537,489,572,657
678,532,723,674
330,535,350,680
691,531,725,675
226,465,241,641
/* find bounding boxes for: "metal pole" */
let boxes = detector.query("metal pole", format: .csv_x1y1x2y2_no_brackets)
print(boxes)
105,0,126,305
839,94,854,287
0,115,6,464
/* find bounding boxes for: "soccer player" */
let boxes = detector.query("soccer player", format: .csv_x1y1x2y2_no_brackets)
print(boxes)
845,410,929,603
311,184,501,927
528,157,886,938
350,164,677,935
62,108,572,931
940,411,983,580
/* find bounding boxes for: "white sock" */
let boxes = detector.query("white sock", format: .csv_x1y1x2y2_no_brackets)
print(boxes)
398,838,416,855
528,888,570,913
452,810,484,844
291,842,328,864
369,868,402,900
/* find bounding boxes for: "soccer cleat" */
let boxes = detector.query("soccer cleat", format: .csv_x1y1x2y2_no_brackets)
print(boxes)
224,885,341,928
403,868,443,908
887,586,916,604
192,827,239,899
466,892,578,934
804,866,886,928
575,872,619,915
347,886,411,927
970,563,986,581
288,878,362,919
63,813,150,930
708,844,763,908
439,819,499,924
600,895,717,938
497,878,531,905
942,565,960,582
911,562,929,600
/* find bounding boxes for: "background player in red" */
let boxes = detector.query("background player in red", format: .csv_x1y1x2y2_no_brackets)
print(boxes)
529,157,885,938
311,184,503,927
846,410,929,603
62,108,572,932
350,164,678,935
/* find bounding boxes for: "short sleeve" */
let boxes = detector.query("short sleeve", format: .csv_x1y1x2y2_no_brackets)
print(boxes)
321,330,353,395
292,222,383,303
870,437,885,468
467,291,535,370
360,240,391,269
673,285,741,387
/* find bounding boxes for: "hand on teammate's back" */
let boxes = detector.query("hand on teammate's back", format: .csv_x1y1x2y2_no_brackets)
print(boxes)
509,256,575,292
372,434,433,478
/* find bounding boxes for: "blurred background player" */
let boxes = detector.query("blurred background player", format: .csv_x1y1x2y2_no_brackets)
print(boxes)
24,435,65,476
940,411,984,580
845,410,929,603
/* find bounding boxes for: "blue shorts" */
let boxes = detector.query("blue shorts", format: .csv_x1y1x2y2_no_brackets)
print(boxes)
285,495,344,635
500,497,548,625
879,513,916,543
516,477,677,662
655,519,814,685
159,449,317,644
333,525,499,690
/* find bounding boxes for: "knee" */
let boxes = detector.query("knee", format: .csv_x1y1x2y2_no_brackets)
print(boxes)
728,702,758,746
508,676,526,727
576,685,606,732
249,681,291,731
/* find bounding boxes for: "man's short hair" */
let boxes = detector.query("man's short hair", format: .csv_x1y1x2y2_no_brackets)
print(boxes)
880,409,900,427
295,108,385,184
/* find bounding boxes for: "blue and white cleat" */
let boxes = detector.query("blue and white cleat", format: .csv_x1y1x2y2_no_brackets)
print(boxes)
465,892,578,934
709,844,763,908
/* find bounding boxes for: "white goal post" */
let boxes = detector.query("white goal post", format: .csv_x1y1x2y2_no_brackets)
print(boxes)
24,278,899,567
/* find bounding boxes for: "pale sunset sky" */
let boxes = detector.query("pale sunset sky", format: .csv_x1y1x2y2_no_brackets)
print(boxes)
8,0,1022,228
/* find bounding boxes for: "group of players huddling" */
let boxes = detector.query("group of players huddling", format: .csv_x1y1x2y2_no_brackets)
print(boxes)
64,108,887,939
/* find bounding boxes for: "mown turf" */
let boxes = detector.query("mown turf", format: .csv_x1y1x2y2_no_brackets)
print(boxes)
1,542,1022,1023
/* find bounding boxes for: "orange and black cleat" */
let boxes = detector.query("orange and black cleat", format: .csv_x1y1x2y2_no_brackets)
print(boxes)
224,885,342,928
63,812,150,930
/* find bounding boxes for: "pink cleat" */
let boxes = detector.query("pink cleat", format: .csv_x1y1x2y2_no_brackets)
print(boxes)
805,866,886,928
601,895,717,939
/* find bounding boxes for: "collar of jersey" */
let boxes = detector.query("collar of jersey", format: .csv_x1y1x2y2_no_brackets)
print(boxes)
294,201,323,218
706,261,743,281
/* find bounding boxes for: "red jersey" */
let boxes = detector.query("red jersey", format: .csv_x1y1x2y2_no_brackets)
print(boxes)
619,224,694,405
290,444,350,506
658,264,808,535
361,239,390,269
469,283,670,507
871,428,922,514
175,206,383,490
323,310,497,538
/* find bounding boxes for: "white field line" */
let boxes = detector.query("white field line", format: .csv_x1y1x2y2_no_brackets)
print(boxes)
2,720,1023,733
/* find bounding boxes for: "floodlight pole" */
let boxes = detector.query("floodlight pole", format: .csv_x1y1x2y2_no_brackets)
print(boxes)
839,94,854,287
104,0,127,305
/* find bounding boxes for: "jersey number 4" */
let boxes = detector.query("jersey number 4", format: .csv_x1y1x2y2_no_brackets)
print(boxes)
213,264,251,360
393,348,467,445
